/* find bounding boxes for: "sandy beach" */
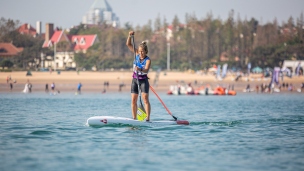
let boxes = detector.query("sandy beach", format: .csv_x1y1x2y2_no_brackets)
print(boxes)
1,71,303,93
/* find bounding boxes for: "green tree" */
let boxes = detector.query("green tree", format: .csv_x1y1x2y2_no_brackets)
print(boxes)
0,18,20,41
0,59,14,68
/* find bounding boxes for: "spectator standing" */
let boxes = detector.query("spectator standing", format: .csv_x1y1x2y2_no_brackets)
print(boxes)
51,82,55,92
10,82,13,91
28,80,32,93
45,83,49,92
77,82,82,94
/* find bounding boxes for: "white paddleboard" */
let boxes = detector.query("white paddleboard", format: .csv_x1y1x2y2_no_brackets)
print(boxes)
87,116,189,127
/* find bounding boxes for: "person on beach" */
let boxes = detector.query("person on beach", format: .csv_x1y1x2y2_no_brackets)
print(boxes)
9,82,13,91
126,31,151,121
23,81,29,93
77,82,82,94
28,80,32,93
119,82,125,92
45,83,49,92
51,82,55,92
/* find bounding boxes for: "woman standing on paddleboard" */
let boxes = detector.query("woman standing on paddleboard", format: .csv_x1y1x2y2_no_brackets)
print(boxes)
126,31,151,121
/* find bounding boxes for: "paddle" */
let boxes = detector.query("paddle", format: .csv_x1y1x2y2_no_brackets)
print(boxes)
149,85,178,121
131,35,147,121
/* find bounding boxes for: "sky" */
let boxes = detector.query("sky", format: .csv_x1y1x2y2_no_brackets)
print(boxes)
0,0,303,32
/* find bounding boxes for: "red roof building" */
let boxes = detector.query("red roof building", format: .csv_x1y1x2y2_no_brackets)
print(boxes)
17,23,37,36
41,24,99,70
0,43,23,58
71,35,98,52
280,27,297,36
42,30,98,53
42,30,70,48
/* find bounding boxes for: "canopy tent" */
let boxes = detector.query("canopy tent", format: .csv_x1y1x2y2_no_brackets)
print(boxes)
252,66,263,73
208,68,217,72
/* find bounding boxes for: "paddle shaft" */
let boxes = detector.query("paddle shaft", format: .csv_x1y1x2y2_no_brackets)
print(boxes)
131,35,145,111
149,85,177,120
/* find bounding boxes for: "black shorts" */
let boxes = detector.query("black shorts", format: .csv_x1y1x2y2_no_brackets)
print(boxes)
131,78,149,94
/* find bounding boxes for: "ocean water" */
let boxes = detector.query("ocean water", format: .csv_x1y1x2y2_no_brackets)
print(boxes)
0,92,303,171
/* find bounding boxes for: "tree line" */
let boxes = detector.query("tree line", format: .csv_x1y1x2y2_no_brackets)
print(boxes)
1,10,303,71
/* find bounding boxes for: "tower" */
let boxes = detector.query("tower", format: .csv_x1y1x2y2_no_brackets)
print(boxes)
82,0,119,27
36,21,41,35
45,23,54,43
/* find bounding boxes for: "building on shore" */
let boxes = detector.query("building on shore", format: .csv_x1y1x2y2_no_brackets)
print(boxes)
42,23,99,70
82,0,119,28
0,43,24,69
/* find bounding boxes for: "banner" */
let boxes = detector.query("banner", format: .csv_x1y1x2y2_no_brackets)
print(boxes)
217,65,221,78
222,63,228,78
271,67,280,85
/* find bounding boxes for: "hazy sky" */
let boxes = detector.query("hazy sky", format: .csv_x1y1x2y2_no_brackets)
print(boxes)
1,0,303,32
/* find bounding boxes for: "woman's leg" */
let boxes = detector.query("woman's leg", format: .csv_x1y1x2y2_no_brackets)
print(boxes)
142,93,151,121
131,93,138,119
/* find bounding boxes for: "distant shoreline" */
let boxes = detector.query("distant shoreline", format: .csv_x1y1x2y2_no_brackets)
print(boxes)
1,71,303,93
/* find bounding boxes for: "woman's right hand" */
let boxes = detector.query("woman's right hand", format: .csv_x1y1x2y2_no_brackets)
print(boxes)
129,31,134,36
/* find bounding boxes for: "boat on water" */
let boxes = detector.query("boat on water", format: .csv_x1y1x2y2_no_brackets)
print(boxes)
167,85,236,96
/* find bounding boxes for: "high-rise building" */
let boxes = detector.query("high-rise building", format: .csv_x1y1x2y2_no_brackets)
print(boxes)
82,0,119,27
36,21,41,35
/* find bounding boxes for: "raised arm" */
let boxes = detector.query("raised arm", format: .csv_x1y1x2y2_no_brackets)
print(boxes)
126,31,137,53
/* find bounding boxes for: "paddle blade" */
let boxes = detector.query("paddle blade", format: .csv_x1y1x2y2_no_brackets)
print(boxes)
137,105,147,121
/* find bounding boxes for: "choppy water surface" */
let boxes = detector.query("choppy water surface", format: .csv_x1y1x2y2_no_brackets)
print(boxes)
1,92,303,171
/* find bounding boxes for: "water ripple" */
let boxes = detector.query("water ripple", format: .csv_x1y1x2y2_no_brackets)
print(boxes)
1,93,304,171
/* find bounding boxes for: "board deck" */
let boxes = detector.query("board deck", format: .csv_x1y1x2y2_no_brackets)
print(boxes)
87,116,189,127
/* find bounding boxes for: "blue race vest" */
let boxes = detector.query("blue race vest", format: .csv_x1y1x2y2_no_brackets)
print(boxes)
133,54,150,80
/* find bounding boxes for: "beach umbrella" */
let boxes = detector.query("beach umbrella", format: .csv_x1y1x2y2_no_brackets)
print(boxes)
252,66,263,73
